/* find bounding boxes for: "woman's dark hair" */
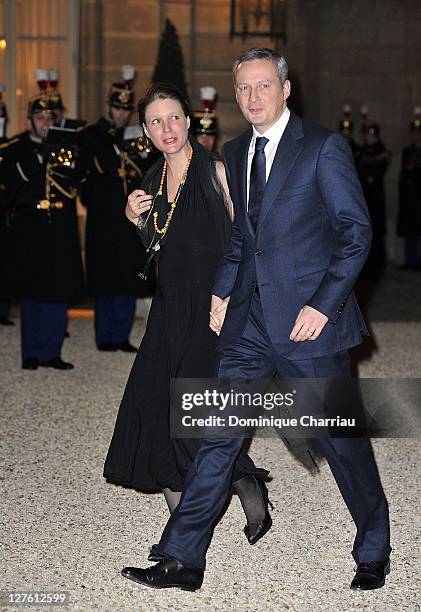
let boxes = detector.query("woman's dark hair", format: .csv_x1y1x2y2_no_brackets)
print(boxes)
137,83,190,125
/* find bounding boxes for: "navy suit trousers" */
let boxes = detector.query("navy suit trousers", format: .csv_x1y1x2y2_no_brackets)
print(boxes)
157,293,391,569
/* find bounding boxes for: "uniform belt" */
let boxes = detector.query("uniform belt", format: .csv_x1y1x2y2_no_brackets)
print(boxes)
36,199,65,210
11,200,65,212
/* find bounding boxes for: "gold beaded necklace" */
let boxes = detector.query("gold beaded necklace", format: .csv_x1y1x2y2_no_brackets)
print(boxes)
138,145,193,267
152,146,193,236
137,145,193,281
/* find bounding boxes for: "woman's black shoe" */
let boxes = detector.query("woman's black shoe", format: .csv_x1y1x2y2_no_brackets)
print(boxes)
244,479,273,545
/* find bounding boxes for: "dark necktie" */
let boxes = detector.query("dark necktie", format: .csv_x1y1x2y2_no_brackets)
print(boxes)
248,136,269,231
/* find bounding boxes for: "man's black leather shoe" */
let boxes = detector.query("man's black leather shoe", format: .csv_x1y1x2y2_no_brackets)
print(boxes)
350,558,390,590
22,358,39,370
121,558,203,591
97,343,117,351
148,544,166,562
39,358,74,370
244,479,273,545
116,341,138,353
0,316,15,326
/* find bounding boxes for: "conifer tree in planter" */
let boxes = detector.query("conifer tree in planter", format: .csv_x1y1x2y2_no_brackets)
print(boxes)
152,18,189,102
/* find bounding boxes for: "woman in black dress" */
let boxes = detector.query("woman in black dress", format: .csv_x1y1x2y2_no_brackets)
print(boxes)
104,84,271,549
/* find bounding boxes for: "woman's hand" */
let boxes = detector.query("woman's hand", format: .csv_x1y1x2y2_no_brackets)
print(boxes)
126,189,153,225
209,295,230,335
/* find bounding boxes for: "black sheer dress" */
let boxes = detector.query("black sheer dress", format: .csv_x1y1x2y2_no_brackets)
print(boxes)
103,138,268,491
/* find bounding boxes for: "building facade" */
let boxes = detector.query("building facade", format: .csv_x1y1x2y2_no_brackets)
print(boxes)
2,0,421,261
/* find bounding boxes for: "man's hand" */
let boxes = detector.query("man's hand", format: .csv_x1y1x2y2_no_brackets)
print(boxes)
289,305,328,342
209,295,230,335
125,189,153,225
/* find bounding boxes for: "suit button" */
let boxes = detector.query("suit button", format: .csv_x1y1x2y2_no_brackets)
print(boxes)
255,249,263,256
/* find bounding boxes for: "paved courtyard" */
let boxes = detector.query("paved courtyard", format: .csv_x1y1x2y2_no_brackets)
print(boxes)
1,267,420,611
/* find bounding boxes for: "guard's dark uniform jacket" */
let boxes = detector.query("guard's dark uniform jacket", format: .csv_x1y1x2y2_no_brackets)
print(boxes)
348,138,361,163
0,131,84,302
397,143,421,238
77,117,159,297
59,118,86,130
357,140,391,267
0,135,13,306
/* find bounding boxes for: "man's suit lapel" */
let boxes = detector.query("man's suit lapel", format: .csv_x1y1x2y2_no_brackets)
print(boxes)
257,111,304,231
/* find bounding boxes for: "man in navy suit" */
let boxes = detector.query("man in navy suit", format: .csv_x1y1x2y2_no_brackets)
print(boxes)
122,48,391,592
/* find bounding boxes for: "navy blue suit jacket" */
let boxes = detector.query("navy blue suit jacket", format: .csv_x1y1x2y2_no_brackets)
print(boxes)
213,111,371,359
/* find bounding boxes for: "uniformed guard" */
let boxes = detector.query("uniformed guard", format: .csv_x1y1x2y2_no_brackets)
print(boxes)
77,65,158,352
338,104,360,162
357,109,392,269
48,69,87,130
191,86,219,153
0,83,15,326
360,105,369,135
0,83,7,143
397,106,421,269
0,71,84,369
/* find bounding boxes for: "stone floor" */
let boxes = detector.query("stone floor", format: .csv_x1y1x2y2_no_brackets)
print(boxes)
1,266,420,612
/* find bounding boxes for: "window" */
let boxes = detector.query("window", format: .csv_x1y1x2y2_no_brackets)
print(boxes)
1,0,79,136
0,2,6,120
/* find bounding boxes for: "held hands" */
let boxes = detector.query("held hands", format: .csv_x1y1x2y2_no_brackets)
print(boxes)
126,189,153,226
209,299,328,340
289,305,328,342
209,295,230,336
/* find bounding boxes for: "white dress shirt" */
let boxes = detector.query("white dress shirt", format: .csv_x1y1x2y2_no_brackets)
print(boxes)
246,106,290,207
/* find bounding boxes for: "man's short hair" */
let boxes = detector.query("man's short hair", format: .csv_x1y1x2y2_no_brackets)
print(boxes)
232,48,288,85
